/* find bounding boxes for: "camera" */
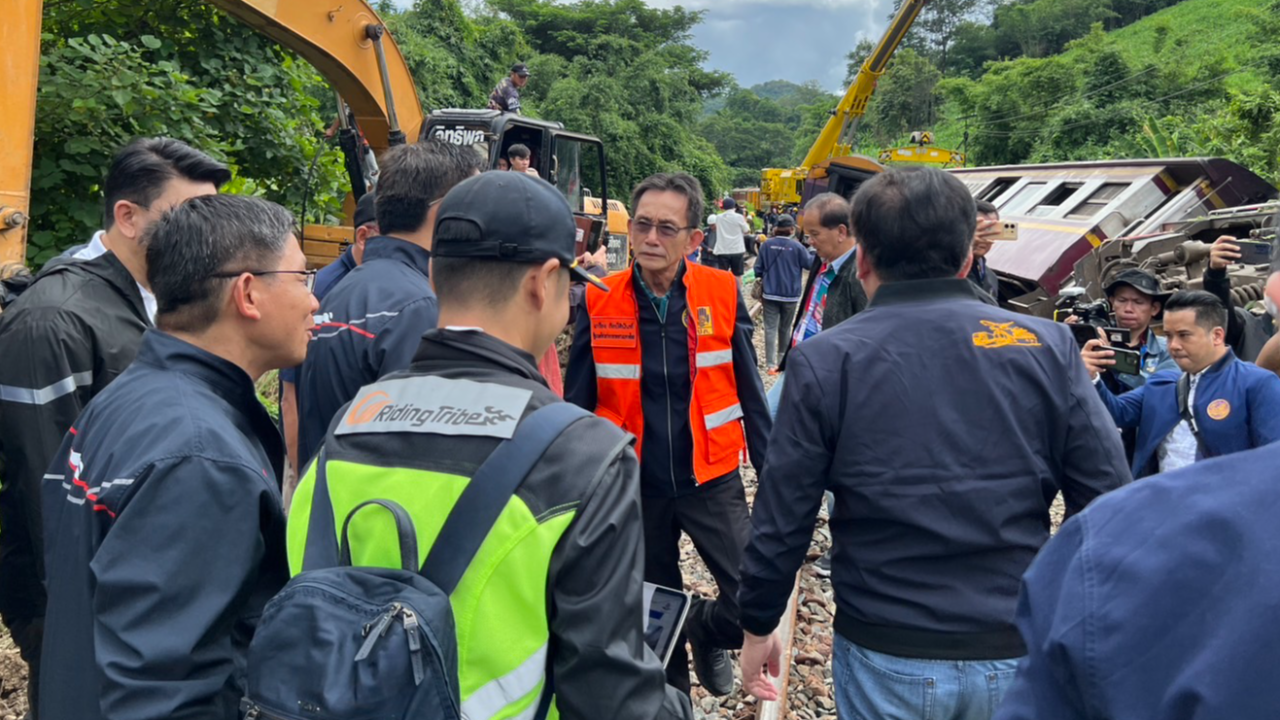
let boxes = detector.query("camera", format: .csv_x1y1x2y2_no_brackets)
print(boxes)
1054,287,1112,327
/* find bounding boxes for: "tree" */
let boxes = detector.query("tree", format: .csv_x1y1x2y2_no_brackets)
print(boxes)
863,48,944,145
890,0,997,75
29,1,344,265
492,0,732,201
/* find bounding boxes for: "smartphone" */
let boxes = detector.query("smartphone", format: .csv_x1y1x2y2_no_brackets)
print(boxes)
1103,346,1141,375
1069,323,1102,348
995,221,1019,241
1235,240,1272,265
1102,327,1132,346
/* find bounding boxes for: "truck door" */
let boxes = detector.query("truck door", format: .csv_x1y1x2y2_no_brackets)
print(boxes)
550,130,609,257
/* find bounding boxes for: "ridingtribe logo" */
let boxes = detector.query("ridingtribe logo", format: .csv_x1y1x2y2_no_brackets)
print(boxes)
348,391,516,429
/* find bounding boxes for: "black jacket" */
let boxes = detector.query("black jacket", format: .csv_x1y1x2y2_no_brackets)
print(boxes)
0,251,149,622
740,279,1130,660
1203,266,1274,362
778,250,867,372
41,331,288,720
297,236,439,466
564,264,772,497
300,329,691,720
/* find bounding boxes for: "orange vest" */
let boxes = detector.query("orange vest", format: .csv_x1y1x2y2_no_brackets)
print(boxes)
586,263,745,484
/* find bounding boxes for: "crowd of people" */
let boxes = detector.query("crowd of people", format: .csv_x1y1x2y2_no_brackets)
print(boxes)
2,131,1280,720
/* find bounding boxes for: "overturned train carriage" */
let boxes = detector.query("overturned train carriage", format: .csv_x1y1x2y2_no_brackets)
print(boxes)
951,159,1278,316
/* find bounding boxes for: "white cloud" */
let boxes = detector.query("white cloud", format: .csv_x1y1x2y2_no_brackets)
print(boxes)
389,0,894,91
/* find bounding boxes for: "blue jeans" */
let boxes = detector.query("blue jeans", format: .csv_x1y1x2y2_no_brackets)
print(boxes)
833,634,1021,720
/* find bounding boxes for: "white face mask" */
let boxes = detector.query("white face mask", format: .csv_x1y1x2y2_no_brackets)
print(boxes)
1266,296,1279,319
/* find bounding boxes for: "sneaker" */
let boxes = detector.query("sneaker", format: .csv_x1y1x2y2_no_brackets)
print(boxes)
691,644,735,696
813,550,832,578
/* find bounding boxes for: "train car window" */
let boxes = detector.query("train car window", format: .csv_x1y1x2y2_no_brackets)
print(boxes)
979,178,1017,202
1066,183,1130,220
1002,182,1047,215
1029,183,1084,217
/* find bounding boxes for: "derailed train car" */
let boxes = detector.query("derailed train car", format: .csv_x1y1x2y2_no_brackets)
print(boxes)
951,158,1278,316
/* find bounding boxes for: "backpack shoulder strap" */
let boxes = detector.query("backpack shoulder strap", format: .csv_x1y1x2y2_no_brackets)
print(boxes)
1176,373,1212,459
302,446,340,572
421,402,592,594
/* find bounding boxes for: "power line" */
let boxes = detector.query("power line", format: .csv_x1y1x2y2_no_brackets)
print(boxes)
969,61,1262,137
953,64,1158,126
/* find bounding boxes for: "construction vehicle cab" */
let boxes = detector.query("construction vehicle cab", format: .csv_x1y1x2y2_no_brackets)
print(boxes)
423,109,610,255
802,155,884,207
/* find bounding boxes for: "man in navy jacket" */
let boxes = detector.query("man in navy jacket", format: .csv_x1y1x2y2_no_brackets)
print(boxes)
737,167,1129,720
996,441,1280,720
754,215,813,372
40,195,318,720
297,141,482,466
1085,290,1280,478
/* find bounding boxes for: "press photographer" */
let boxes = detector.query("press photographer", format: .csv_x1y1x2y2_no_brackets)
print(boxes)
1083,290,1280,478
1067,268,1176,393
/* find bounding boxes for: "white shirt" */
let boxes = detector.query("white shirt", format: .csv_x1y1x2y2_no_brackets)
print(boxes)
73,231,157,323
1158,368,1206,473
713,212,751,256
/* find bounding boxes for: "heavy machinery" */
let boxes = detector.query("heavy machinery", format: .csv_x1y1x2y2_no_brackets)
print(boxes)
2,0,613,275
879,131,966,168
758,0,926,209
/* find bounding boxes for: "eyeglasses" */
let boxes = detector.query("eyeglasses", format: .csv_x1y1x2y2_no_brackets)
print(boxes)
632,219,695,241
212,269,318,292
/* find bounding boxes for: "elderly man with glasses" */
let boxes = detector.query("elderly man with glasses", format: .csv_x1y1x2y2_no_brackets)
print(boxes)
566,172,772,699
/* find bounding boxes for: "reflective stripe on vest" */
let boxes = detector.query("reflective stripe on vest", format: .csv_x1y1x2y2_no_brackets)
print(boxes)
462,642,548,720
586,263,746,484
595,363,641,380
695,349,733,368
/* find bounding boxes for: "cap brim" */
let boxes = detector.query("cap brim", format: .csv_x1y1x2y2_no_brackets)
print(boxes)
571,261,609,292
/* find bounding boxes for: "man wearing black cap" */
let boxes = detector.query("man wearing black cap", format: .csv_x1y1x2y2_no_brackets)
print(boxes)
490,63,530,114
1073,268,1177,393
287,171,691,720
279,191,378,488
755,214,812,373
296,141,484,467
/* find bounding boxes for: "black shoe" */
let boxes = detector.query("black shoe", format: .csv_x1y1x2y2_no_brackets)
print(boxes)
692,644,735,696
814,550,832,578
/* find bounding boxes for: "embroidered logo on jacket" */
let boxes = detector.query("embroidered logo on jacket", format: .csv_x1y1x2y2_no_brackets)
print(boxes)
1207,399,1231,420
972,320,1042,349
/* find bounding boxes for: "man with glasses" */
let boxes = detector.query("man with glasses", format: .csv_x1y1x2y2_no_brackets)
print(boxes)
39,194,317,720
566,173,772,699
0,137,229,717
296,140,483,468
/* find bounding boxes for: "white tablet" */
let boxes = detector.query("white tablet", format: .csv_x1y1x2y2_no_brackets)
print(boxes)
643,582,692,667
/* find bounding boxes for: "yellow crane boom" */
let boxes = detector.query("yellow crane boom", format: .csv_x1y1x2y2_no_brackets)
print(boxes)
760,0,927,207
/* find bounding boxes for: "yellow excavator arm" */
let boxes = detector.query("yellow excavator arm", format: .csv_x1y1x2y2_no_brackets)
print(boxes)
1,0,424,268
206,0,424,153
0,0,43,268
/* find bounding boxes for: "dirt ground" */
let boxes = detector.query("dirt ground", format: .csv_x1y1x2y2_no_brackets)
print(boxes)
0,626,27,720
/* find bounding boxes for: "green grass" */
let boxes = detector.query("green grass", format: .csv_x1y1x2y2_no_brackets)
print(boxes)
1061,0,1269,94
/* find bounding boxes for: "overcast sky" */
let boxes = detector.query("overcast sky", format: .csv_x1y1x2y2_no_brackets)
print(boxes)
391,0,894,92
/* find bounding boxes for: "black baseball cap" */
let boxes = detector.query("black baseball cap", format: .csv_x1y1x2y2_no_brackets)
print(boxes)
1104,268,1169,300
775,214,796,228
353,191,377,228
511,63,530,77
721,198,737,210
432,172,609,292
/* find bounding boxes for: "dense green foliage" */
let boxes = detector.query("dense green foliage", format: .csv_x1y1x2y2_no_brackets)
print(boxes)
28,0,736,266
31,0,344,265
